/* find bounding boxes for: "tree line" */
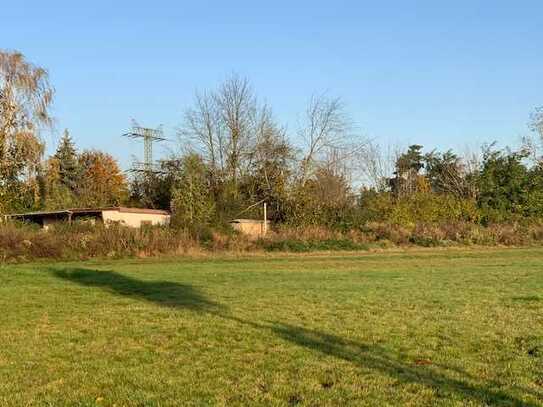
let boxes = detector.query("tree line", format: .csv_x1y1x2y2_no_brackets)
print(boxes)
2,50,542,233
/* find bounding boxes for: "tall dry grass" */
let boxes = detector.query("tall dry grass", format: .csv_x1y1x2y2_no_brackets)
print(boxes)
1,220,543,263
0,221,199,263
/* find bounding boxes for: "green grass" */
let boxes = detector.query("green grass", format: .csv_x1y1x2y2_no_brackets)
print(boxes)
262,238,369,252
1,248,542,406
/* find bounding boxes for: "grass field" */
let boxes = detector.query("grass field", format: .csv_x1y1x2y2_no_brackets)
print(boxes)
1,248,542,406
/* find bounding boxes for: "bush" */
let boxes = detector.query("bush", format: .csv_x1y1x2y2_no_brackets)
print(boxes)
357,192,481,227
1,218,543,264
0,221,198,262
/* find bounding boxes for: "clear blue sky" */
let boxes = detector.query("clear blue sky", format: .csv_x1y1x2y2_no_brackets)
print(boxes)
3,1,542,168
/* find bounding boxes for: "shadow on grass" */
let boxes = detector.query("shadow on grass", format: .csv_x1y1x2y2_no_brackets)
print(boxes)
266,322,541,406
51,268,221,313
48,268,540,405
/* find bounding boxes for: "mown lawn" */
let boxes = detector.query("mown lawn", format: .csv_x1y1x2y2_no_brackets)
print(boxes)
0,248,542,406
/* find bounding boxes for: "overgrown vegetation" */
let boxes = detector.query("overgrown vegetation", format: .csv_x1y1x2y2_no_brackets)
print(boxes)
2,50,543,258
2,220,543,263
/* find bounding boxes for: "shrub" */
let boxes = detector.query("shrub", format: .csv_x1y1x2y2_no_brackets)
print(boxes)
0,221,197,262
357,192,480,226
1,218,543,264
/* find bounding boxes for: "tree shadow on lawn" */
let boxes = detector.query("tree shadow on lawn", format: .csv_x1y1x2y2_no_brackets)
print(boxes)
48,268,540,405
265,322,541,406
50,268,222,313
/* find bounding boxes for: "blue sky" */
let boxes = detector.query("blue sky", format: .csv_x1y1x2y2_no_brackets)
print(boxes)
3,1,542,168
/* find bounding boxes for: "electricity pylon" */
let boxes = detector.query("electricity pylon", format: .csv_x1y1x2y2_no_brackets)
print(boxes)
123,120,166,173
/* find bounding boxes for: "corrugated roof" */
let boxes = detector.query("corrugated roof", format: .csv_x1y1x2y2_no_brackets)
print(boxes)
5,210,71,217
71,207,170,215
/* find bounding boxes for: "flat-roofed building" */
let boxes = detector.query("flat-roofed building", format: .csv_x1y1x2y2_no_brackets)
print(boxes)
4,207,170,229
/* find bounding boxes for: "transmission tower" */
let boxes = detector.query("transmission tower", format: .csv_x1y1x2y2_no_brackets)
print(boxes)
123,120,166,173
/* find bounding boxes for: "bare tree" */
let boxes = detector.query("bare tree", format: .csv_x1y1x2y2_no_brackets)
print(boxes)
529,106,543,138
214,74,257,186
247,104,293,192
180,90,225,181
523,107,543,164
297,94,368,184
424,149,478,199
180,74,261,193
298,95,347,180
356,140,395,190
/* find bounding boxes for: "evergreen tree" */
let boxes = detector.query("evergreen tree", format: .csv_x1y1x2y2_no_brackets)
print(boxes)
43,157,77,209
476,148,532,222
389,145,427,196
54,129,80,192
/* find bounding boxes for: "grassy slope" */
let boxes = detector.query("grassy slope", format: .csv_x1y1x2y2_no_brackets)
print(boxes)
0,248,542,406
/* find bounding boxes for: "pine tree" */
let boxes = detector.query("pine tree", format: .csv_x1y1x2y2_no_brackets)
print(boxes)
54,129,80,192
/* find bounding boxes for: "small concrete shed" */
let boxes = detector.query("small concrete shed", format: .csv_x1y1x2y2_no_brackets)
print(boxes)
229,218,270,238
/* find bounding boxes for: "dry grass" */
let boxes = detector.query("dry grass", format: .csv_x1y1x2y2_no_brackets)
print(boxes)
0,222,199,262
1,220,543,263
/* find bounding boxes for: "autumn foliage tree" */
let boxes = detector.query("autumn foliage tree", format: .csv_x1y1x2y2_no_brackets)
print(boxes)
77,150,127,207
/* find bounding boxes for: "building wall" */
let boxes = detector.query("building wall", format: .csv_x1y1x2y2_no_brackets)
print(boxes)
102,210,170,227
230,220,270,239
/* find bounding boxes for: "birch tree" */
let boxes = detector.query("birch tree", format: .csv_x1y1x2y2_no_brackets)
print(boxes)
0,50,54,212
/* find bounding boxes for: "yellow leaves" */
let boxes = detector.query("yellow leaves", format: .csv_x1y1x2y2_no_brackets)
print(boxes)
1,52,51,212
388,193,480,225
78,150,128,207
0,50,54,136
